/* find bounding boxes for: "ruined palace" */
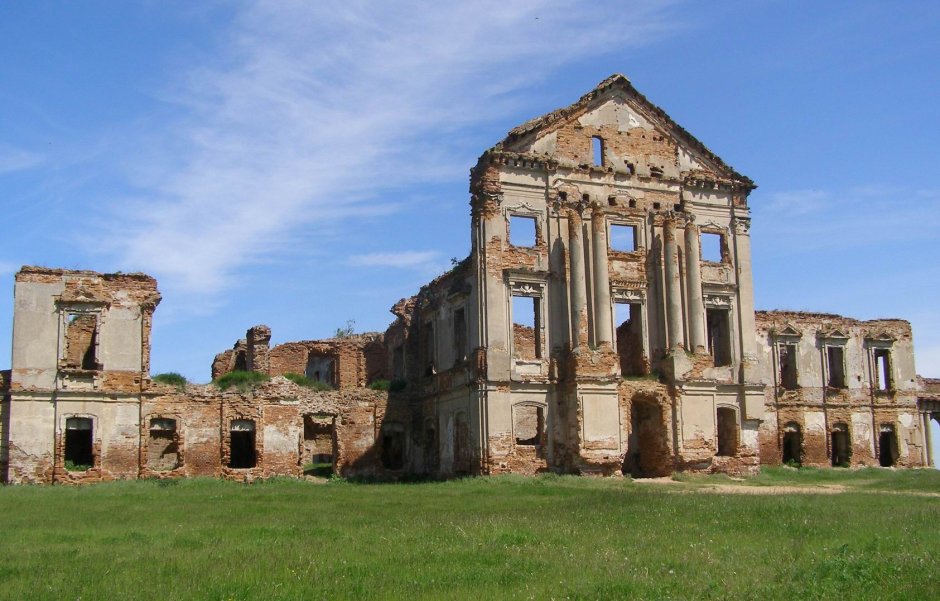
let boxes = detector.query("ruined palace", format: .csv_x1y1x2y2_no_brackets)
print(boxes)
1,74,936,484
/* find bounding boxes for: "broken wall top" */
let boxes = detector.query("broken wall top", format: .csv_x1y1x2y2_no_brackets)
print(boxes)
756,310,913,340
16,265,161,309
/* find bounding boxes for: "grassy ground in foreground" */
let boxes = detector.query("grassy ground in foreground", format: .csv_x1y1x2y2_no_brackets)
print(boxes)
0,470,937,600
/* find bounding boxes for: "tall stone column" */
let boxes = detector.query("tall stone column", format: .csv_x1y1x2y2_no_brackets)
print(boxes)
568,209,589,350
663,214,684,350
684,219,706,353
591,207,613,347
731,215,759,382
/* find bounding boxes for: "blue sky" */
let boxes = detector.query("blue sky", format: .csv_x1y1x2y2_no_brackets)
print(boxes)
2,1,939,459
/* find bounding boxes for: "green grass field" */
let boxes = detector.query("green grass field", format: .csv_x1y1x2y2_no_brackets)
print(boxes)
1,468,938,600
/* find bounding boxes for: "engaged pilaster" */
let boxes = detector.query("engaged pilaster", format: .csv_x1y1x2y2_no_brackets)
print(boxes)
591,206,613,348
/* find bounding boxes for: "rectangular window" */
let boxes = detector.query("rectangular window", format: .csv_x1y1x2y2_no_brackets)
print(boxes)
706,308,733,367
778,343,799,390
591,136,604,166
873,348,892,391
609,224,637,252
452,308,467,366
509,215,537,247
64,313,99,370
305,355,335,386
512,295,541,359
826,346,846,388
514,405,544,446
700,232,723,263
615,302,646,376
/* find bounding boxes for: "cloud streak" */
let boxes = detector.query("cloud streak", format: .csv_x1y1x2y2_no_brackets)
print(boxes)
101,0,682,302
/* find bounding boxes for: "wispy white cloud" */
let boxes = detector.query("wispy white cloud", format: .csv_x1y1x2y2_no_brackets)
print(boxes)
765,189,829,214
100,0,682,302
0,144,42,174
348,251,440,269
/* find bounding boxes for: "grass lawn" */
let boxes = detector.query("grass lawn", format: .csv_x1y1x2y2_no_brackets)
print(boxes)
0,468,937,600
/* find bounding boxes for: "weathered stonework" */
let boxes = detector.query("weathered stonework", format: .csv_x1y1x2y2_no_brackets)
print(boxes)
1,75,934,484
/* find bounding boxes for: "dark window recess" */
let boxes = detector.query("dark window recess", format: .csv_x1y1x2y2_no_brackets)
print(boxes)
229,419,256,469
716,408,737,457
700,232,723,262
779,344,798,390
873,349,892,391
782,422,802,466
381,428,405,470
615,302,647,377
706,308,732,366
831,424,850,467
827,346,846,388
305,355,335,386
609,224,637,251
513,405,544,446
453,308,467,366
64,417,93,470
879,425,899,467
509,215,537,247
512,295,541,359
591,136,604,167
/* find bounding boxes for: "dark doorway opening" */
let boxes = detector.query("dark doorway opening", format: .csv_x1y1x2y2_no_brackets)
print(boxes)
831,424,850,467
303,414,336,477
64,417,93,470
381,427,405,470
624,398,670,477
782,422,802,466
229,419,256,469
716,408,738,457
879,425,899,467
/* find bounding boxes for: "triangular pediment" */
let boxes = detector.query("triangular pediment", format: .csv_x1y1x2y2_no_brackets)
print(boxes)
818,327,850,340
495,74,752,186
774,324,803,338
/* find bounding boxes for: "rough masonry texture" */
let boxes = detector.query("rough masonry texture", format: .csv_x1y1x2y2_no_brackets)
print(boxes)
1,75,936,484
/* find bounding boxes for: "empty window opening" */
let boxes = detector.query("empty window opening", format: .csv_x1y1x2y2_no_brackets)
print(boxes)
512,295,541,359
706,308,733,367
233,349,247,372
778,343,799,390
615,302,647,377
716,408,738,457
782,422,802,466
831,424,851,467
873,349,892,391
229,419,256,469
303,414,336,477
700,232,724,263
513,405,544,446
423,322,435,376
453,308,467,366
381,426,405,470
64,313,99,370
509,215,537,247
392,345,405,379
453,412,470,475
305,354,335,386
826,346,846,388
878,424,899,467
147,418,179,471
64,417,93,471
624,397,670,477
609,224,637,252
591,136,604,166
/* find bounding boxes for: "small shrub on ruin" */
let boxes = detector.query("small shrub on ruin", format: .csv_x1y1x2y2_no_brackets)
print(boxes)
368,379,390,390
153,372,188,389
214,370,270,391
283,372,333,391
